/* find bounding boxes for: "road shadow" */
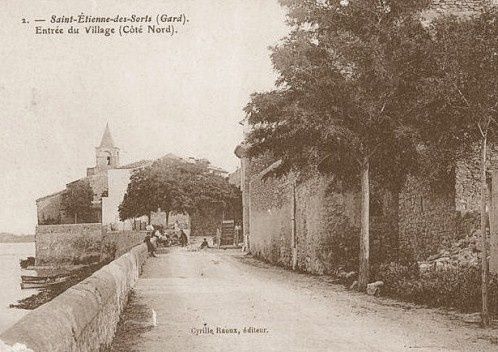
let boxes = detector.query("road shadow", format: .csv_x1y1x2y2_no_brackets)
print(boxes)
107,290,156,352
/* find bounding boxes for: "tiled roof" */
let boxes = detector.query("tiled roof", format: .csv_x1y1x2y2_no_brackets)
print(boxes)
118,160,153,169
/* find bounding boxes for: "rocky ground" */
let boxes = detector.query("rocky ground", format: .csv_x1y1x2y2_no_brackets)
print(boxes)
109,241,498,352
418,230,481,271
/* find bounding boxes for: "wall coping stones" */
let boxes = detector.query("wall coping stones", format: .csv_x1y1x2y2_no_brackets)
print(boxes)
0,243,147,352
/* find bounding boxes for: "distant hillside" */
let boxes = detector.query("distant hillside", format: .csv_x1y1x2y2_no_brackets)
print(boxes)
0,233,35,243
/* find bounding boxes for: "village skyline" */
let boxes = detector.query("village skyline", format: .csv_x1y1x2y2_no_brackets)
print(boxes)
0,0,289,234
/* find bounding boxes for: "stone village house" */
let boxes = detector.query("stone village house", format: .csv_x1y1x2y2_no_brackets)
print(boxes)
36,123,153,230
36,124,229,233
34,125,232,266
233,0,498,275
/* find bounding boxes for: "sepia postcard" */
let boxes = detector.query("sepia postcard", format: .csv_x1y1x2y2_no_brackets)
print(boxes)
1,1,498,351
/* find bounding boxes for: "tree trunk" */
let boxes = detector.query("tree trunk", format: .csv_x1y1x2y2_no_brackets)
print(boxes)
480,136,490,327
291,181,297,271
358,156,370,292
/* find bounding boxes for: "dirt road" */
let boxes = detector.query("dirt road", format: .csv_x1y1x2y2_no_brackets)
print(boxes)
110,246,498,352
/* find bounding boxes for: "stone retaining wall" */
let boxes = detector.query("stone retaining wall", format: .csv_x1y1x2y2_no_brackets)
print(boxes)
35,224,147,266
35,223,104,266
0,244,148,352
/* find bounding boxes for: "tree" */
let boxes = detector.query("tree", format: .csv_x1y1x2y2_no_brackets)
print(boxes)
245,0,430,291
411,8,498,326
61,179,94,223
119,156,241,226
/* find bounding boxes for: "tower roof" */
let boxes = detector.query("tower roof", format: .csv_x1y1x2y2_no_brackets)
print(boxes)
99,123,115,148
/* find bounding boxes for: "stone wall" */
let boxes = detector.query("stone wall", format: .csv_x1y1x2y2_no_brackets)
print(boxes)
431,0,493,13
294,175,358,274
249,168,294,267
249,156,492,270
35,223,104,266
424,0,494,20
101,230,147,261
398,144,498,261
248,160,399,275
248,152,498,269
455,148,498,212
35,224,147,266
398,176,458,260
0,244,148,352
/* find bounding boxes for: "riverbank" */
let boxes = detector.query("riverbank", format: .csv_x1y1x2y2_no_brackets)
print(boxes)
0,234,34,243
9,261,110,310
0,244,148,351
0,243,36,333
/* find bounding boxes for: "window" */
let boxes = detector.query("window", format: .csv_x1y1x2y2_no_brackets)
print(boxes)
107,156,111,165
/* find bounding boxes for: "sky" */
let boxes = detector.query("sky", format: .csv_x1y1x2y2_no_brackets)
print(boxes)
0,0,290,234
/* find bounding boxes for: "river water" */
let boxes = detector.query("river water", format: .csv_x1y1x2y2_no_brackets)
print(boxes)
0,242,37,333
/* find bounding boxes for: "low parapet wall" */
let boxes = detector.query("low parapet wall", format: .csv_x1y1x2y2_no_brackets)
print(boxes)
102,230,147,261
0,244,148,352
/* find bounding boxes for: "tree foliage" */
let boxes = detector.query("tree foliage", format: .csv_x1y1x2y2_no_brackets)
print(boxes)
244,0,435,291
245,0,431,192
408,7,498,326
412,8,498,176
119,157,241,221
61,179,94,223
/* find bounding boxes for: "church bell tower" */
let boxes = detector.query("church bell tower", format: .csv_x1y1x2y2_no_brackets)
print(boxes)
95,123,119,171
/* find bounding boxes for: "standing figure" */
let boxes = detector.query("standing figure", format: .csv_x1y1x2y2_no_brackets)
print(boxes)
144,233,157,257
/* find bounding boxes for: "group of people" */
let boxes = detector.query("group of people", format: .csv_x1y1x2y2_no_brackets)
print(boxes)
144,224,189,257
143,224,214,257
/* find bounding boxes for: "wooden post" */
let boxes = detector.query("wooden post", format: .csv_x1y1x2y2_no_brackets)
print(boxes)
480,136,490,327
291,181,298,270
358,157,370,292
490,171,498,276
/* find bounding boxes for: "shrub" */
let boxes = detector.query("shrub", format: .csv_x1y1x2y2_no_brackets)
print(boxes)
376,262,498,314
317,221,360,275
317,223,399,276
